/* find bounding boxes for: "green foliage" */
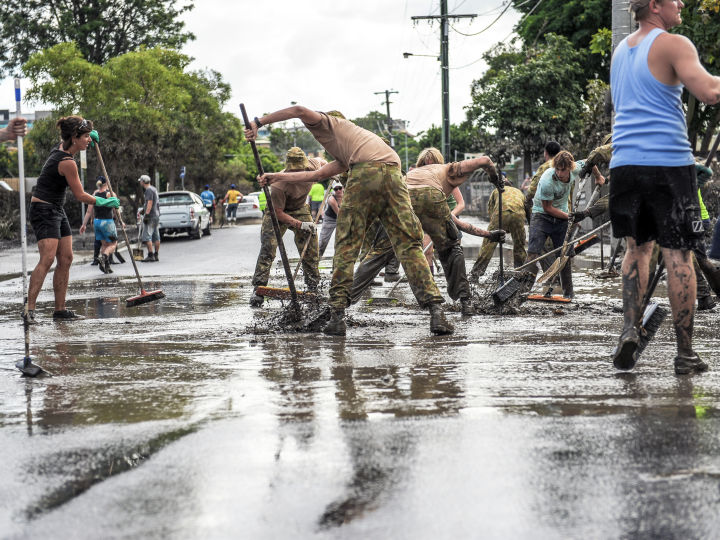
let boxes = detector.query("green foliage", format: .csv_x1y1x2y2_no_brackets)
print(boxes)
417,121,486,159
269,126,322,158
0,0,194,77
467,34,585,170
510,0,609,82
351,111,391,136
23,43,244,209
577,79,612,158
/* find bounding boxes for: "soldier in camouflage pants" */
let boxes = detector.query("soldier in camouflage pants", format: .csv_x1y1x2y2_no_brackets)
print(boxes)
330,162,443,311
470,184,527,279
251,206,319,292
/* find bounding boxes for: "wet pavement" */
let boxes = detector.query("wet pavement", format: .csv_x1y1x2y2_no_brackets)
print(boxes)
1,220,720,539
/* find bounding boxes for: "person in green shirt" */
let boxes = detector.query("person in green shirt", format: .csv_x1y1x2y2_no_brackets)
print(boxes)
309,182,326,220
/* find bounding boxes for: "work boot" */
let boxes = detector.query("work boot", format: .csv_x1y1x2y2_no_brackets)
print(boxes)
141,253,155,263
460,297,475,316
53,309,85,321
249,293,264,308
322,308,346,336
21,309,36,325
674,352,709,375
153,252,159,262
697,295,716,311
384,272,401,283
98,255,109,274
428,304,454,335
90,258,99,266
612,327,640,371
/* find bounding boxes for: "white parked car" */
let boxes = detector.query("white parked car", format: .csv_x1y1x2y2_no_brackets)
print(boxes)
235,192,263,219
158,190,211,239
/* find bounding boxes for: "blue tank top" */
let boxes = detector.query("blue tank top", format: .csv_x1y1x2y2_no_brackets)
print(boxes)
610,28,694,168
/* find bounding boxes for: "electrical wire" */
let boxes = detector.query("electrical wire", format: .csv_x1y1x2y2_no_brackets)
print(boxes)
449,0,532,37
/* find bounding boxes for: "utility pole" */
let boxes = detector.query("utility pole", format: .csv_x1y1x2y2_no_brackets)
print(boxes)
374,89,399,147
412,0,475,162
612,0,633,51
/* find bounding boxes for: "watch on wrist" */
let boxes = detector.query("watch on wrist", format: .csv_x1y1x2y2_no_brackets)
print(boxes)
254,116,263,128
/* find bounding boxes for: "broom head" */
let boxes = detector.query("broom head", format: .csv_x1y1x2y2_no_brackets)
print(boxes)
573,234,599,255
256,285,316,300
126,289,165,308
15,356,46,377
636,302,668,356
527,294,572,303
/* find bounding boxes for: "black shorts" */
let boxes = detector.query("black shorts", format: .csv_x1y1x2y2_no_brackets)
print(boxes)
29,202,72,240
609,165,704,252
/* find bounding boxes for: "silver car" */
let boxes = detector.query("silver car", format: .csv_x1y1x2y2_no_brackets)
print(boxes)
235,192,263,219
158,191,211,239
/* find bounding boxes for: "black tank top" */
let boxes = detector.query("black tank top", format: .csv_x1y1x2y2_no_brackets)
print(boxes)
94,191,113,219
324,195,338,219
34,148,75,206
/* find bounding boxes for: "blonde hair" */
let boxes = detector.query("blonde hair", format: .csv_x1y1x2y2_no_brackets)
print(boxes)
552,150,575,171
416,147,444,167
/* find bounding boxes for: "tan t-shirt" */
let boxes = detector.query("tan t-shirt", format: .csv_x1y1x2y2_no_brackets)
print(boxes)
303,113,400,169
271,157,323,212
405,163,468,196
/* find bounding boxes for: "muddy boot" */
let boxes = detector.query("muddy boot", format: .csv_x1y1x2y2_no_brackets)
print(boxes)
384,272,401,283
103,254,113,273
674,352,709,375
612,327,639,371
98,254,109,274
460,297,475,316
428,303,454,335
468,260,487,284
323,308,346,336
697,295,716,311
249,293,264,308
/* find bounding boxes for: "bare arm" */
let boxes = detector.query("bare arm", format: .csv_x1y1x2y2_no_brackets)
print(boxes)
259,160,347,186
450,187,465,217
244,105,324,141
79,198,95,234
59,159,96,205
668,35,720,104
275,207,299,228
451,215,491,238
327,196,340,214
541,199,568,220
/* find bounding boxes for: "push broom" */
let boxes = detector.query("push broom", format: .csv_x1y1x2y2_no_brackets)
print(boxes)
13,79,47,377
240,103,300,316
93,142,165,307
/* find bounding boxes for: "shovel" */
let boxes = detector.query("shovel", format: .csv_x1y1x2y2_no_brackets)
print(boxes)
13,79,48,377
132,220,145,261
240,103,300,315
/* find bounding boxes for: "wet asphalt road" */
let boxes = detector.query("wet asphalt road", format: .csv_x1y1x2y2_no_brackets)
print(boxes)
1,220,720,539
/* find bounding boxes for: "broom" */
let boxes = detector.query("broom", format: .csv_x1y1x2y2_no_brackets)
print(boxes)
13,79,48,377
93,143,165,307
634,256,668,359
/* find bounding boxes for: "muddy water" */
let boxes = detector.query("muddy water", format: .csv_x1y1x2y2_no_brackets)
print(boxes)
1,240,720,537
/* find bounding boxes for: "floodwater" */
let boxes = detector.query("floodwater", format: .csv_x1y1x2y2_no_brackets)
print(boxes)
1,224,720,539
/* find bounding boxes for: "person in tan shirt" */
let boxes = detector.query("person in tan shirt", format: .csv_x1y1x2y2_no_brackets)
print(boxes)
245,105,453,336
249,148,323,307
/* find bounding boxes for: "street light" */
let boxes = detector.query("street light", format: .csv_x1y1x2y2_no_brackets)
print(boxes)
290,101,298,147
403,52,440,60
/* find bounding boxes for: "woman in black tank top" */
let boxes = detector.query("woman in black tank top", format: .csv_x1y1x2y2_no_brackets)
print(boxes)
26,116,118,322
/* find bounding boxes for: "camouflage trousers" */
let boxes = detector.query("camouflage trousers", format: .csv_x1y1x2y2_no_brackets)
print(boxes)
329,162,443,310
471,211,527,276
251,206,320,291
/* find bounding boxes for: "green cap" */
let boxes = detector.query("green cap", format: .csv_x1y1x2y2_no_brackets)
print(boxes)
285,147,310,172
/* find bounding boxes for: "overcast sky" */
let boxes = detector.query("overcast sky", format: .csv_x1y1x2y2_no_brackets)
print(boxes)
0,0,521,136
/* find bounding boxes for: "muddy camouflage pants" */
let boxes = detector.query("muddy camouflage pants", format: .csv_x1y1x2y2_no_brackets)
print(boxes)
329,162,443,310
472,210,527,275
251,207,319,291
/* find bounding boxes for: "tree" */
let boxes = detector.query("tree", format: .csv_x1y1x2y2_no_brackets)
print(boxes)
466,34,585,177
0,0,194,78
351,111,392,136
510,0,609,83
269,126,322,158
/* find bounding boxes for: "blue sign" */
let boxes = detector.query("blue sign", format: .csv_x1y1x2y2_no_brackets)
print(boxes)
180,166,186,179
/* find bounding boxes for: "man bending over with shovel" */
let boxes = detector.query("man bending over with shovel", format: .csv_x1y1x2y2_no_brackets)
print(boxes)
245,106,453,336
249,148,324,307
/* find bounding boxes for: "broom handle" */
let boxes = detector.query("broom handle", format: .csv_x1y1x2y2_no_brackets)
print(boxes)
513,220,611,272
15,79,30,358
240,104,298,305
387,241,434,295
497,185,504,285
293,182,333,280
93,144,146,291
606,238,624,272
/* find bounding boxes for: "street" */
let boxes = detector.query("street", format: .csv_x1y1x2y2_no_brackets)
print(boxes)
1,220,720,539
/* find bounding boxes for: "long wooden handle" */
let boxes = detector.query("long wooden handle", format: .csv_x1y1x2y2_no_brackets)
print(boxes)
293,183,333,280
240,103,298,304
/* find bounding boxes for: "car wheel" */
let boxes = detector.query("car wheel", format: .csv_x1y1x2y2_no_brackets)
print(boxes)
190,223,202,240
203,216,211,236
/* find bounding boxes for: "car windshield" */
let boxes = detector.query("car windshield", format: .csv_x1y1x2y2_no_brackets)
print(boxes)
160,194,193,205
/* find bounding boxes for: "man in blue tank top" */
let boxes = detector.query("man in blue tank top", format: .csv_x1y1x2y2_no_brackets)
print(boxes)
609,0,720,375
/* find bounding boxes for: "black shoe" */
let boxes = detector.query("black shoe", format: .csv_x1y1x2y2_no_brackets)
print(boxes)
384,272,401,283
674,352,709,375
429,304,454,335
460,297,475,316
21,309,36,325
322,309,347,336
141,254,155,263
98,255,109,274
90,258,99,266
53,309,85,321
563,289,575,300
249,293,264,308
153,252,159,262
697,295,716,311
612,327,639,370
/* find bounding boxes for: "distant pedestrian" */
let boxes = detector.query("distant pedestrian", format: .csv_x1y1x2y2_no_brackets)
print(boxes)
80,176,118,274
318,180,343,257
139,174,160,262
200,184,216,225
25,117,119,323
309,182,325,220
223,184,243,225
